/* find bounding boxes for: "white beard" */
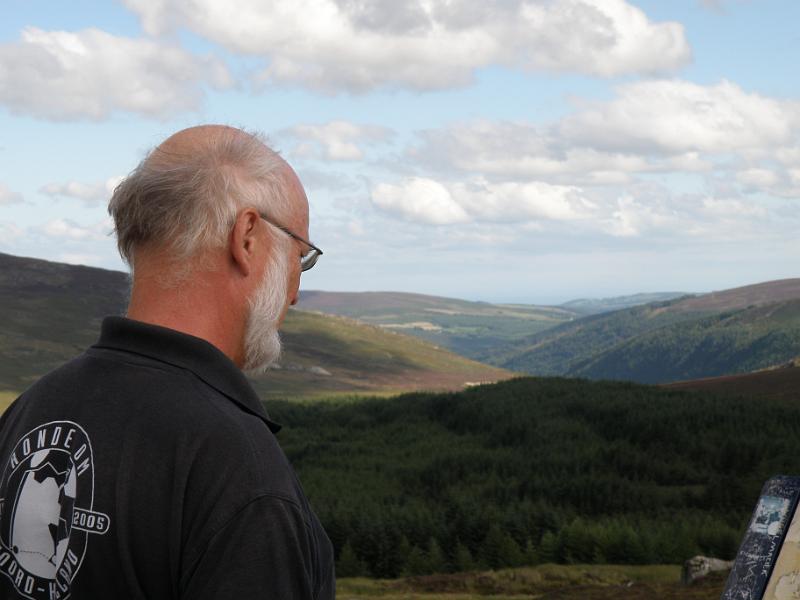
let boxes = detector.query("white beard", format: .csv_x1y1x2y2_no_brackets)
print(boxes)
242,244,289,375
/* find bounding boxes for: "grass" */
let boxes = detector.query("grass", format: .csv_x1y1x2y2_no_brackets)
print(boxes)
247,309,514,399
336,564,727,600
295,290,577,363
0,391,18,414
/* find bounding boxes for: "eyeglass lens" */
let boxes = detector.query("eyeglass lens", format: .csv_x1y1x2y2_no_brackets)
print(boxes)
301,250,320,272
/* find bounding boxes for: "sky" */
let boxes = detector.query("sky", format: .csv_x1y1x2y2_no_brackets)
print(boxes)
0,0,798,304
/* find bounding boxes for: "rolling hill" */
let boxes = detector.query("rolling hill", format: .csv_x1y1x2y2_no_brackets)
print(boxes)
4,250,797,390
560,291,688,315
496,296,711,375
259,310,513,398
496,279,800,383
0,252,512,399
663,358,800,401
571,299,800,383
297,290,580,362
295,291,695,362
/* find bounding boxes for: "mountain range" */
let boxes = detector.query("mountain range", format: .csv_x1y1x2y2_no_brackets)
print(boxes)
498,279,800,382
296,290,579,361
298,281,800,384
2,250,798,393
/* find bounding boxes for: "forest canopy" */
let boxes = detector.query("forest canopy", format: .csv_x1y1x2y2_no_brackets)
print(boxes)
269,377,800,577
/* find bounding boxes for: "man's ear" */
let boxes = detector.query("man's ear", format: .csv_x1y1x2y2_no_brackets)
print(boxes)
229,208,266,277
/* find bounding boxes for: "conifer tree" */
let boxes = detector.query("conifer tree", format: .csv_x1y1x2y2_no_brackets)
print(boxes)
404,545,428,576
336,541,365,577
499,531,525,567
538,531,560,564
524,538,539,566
397,535,412,571
427,537,446,574
454,541,476,572
481,524,505,569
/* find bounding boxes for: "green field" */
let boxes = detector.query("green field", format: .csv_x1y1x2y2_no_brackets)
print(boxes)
257,309,513,399
336,564,725,599
295,291,691,366
296,290,579,362
0,391,17,414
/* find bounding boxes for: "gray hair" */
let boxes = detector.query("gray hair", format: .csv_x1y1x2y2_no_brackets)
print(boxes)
108,127,292,269
242,230,290,375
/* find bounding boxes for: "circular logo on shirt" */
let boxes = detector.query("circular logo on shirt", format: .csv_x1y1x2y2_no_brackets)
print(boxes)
0,421,110,600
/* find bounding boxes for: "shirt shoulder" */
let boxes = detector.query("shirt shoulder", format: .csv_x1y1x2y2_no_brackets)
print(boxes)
5,347,303,526
83,346,299,490
180,493,335,600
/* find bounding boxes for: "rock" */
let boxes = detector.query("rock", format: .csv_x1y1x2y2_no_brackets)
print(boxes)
682,555,734,585
309,366,331,376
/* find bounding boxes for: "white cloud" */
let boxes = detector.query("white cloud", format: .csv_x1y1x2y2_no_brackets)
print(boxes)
412,120,718,186
368,79,798,241
0,27,233,120
560,79,800,154
372,177,469,225
776,147,800,167
661,152,714,173
371,177,592,225
596,182,782,241
0,183,23,205
58,253,105,266
736,168,780,188
604,195,669,237
40,218,113,241
408,81,800,203
367,170,786,247
698,196,768,219
731,160,800,198
39,176,123,206
413,121,651,184
280,121,392,160
454,180,593,222
123,0,690,92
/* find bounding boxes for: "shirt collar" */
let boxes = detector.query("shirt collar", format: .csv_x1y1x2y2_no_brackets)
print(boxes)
92,316,281,433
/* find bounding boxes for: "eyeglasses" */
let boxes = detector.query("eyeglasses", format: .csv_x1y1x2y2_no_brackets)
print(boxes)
258,212,323,272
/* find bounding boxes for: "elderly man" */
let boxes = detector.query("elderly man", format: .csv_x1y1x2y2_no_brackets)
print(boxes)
0,125,334,599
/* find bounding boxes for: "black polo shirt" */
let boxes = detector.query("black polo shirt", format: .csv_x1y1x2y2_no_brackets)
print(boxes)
0,317,335,600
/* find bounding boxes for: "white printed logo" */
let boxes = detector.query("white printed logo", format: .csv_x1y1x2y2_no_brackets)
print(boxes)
0,421,110,600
